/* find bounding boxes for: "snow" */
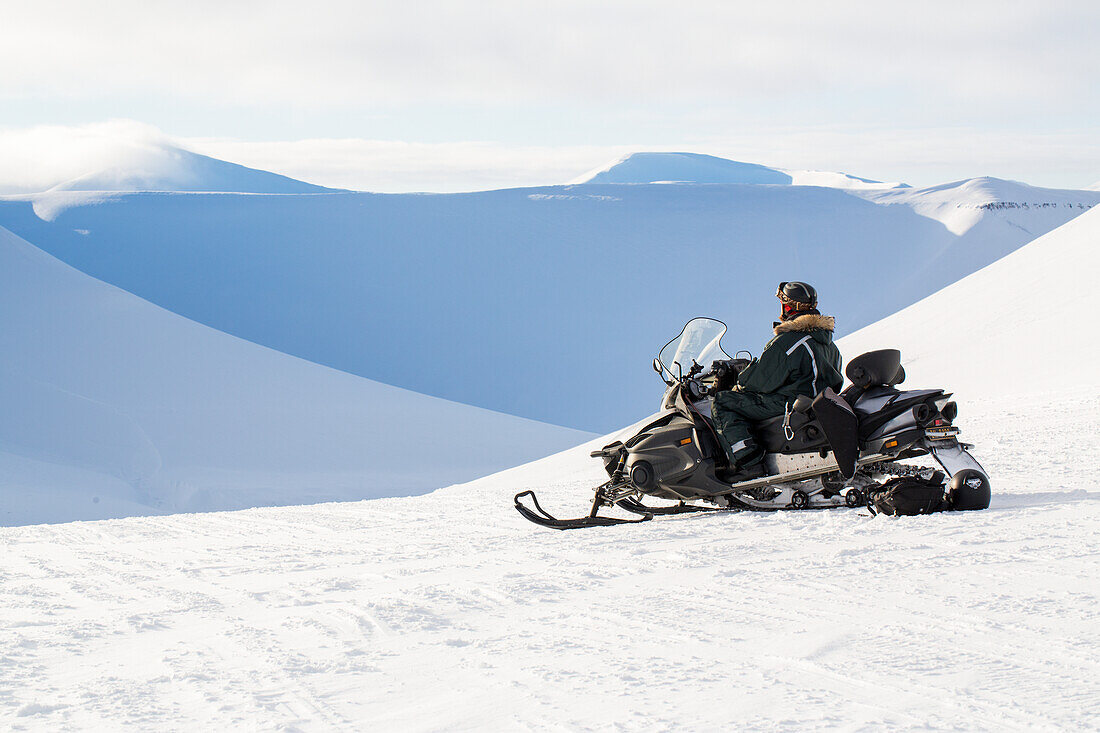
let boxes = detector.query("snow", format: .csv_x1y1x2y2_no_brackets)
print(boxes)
840,205,1100,394
2,175,1095,432
571,151,908,189
0,226,591,526
2,211,1098,729
856,176,1097,236
572,152,795,185
785,168,908,190
47,144,339,195
1,398,1095,729
0,121,338,197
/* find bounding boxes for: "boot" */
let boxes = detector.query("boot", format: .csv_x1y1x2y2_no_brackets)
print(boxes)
716,444,766,484
718,461,766,484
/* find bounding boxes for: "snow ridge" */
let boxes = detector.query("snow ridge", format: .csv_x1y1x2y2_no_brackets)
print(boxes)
2,173,1094,432
49,143,341,194
840,205,1100,392
572,152,794,185
856,176,1098,235
572,151,908,189
0,225,591,525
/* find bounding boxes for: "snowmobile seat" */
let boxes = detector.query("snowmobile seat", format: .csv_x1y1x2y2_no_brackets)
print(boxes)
753,408,829,454
841,349,905,407
751,389,858,471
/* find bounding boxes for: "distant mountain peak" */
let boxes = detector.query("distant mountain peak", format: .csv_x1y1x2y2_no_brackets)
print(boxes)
49,143,341,195
856,176,1099,235
571,151,906,190
572,152,792,185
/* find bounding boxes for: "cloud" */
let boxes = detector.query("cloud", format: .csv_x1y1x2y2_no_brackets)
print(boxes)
0,121,174,194
1,1,1097,117
1,3,1095,193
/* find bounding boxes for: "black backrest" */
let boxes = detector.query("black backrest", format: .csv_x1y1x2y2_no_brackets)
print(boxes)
846,349,905,388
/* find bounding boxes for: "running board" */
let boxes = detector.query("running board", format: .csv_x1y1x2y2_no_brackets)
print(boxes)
723,453,892,493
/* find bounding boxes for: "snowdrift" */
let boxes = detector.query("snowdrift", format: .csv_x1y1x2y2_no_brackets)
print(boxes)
839,205,1100,393
1,175,1094,432
0,226,591,526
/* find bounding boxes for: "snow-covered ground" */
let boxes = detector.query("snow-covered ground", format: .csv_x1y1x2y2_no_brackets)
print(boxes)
2,388,1096,730
3,199,1097,730
0,225,590,525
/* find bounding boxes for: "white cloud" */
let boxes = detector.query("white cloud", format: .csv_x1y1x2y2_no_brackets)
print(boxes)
0,120,173,193
1,1,1096,116
1,3,1095,192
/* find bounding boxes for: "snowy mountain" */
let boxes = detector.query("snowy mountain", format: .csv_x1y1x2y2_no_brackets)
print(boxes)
785,168,907,190
573,152,795,184
572,151,908,189
840,205,1100,393
0,225,591,526
1,170,1094,432
3,212,1096,729
856,175,1096,235
48,142,339,194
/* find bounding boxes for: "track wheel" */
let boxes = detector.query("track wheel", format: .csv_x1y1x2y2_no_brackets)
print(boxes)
791,490,810,509
844,488,864,508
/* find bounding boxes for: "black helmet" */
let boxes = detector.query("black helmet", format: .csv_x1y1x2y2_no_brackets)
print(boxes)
777,281,818,321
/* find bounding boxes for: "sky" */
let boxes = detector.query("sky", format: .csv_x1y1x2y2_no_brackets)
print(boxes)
1,0,1097,192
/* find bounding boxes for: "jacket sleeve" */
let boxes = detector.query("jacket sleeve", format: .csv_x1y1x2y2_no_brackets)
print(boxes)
736,336,799,395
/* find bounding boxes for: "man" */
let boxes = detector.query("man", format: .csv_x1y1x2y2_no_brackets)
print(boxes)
711,281,843,481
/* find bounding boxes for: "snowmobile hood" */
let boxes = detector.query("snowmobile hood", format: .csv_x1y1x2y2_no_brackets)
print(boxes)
773,313,836,337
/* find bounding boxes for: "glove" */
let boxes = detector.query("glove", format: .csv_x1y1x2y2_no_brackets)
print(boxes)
711,360,740,392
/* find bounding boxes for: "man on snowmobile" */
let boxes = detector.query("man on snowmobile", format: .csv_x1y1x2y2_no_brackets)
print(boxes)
711,282,843,482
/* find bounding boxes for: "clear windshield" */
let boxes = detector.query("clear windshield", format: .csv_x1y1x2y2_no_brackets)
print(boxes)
657,317,731,378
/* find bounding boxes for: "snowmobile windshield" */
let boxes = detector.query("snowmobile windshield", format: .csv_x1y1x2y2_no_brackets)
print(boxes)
656,317,731,379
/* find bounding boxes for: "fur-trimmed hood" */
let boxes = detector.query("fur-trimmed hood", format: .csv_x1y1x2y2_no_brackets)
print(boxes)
773,313,835,335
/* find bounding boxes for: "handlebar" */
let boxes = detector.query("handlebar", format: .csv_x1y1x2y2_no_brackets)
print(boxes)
659,356,752,397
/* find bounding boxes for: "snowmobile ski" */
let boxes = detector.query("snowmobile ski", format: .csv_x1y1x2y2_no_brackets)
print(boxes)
514,485,729,531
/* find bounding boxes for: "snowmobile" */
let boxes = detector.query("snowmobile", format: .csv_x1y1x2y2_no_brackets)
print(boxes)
515,317,991,529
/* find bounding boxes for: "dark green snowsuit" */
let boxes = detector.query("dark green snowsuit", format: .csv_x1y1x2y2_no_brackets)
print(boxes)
712,314,844,465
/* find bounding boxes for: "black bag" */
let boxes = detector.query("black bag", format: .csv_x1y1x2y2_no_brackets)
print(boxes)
812,387,859,479
867,472,948,516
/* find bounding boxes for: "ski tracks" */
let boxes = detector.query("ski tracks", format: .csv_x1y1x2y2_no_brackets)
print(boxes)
2,392,1099,729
